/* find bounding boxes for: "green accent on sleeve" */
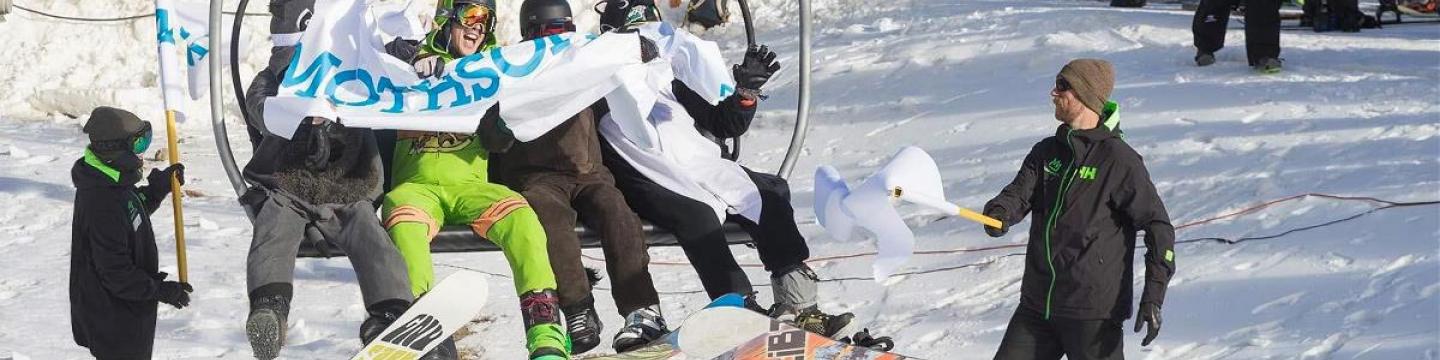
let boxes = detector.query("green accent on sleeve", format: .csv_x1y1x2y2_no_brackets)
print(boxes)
83,149,122,183
1165,249,1174,262
1101,101,1121,131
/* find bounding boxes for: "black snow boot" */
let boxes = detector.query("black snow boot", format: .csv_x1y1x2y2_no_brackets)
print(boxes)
562,299,603,355
246,290,292,360
359,299,457,360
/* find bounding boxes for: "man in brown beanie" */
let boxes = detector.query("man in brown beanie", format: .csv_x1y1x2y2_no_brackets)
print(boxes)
70,106,193,359
983,59,1176,360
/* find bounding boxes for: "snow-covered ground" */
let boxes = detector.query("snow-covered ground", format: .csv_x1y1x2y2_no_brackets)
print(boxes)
2,0,1438,359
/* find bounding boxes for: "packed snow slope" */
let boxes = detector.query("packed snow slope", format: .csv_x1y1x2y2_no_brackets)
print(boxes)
2,0,1438,359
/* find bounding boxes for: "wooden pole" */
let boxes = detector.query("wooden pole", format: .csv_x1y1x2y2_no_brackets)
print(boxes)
165,110,188,283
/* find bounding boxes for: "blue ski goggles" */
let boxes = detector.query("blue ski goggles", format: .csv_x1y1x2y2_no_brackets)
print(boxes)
131,122,153,154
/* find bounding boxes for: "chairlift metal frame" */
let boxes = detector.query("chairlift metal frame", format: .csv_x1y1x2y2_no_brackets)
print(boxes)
208,0,813,256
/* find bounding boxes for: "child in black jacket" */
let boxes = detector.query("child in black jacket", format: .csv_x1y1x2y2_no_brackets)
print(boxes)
70,106,193,360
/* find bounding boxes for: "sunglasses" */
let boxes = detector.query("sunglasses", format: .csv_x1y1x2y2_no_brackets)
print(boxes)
453,3,493,31
1054,77,1072,92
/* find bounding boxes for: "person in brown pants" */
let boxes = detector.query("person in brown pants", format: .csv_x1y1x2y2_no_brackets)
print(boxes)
487,0,666,355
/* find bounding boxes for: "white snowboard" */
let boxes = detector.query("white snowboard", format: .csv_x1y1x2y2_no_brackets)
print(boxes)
351,270,490,360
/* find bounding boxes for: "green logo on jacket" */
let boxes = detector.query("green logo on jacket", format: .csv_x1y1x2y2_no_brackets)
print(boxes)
1078,166,1097,180
1045,159,1062,176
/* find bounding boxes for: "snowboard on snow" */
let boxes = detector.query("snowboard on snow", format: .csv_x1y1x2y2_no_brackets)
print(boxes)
584,294,904,359
351,270,489,360
687,307,909,360
578,294,749,359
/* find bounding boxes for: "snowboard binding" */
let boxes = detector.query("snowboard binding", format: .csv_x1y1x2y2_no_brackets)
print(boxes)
838,328,895,352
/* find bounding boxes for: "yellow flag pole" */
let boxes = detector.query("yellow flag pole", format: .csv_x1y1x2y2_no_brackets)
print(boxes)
958,208,1003,229
164,109,188,283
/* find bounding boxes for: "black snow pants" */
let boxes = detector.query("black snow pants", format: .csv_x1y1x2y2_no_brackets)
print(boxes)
602,143,810,300
993,306,1125,360
1193,0,1281,66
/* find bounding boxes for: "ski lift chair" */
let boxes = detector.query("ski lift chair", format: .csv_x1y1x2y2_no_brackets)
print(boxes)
211,0,815,257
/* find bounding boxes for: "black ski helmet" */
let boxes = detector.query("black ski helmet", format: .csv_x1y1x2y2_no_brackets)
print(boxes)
519,0,574,38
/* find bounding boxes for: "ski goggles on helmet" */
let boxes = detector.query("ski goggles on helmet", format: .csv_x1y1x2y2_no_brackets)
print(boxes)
452,3,494,31
131,122,153,154
1054,76,1073,93
531,19,576,37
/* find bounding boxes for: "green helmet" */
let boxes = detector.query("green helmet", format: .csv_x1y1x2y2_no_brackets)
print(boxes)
422,0,499,60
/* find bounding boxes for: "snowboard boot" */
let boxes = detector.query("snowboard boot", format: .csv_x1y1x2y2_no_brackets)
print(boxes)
246,292,291,360
613,305,669,353
561,298,602,354
359,299,458,360
773,305,856,338
521,289,571,360
1195,51,1216,67
742,292,770,315
769,264,854,337
1254,57,1283,74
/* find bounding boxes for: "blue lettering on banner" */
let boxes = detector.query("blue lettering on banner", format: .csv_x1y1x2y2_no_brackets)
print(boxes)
719,84,734,98
454,56,502,101
327,69,381,107
375,77,410,113
156,9,176,44
414,77,471,111
492,39,545,77
186,43,209,66
279,34,589,114
281,44,344,98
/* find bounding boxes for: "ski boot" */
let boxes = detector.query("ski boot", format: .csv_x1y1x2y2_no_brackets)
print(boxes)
1254,58,1283,74
561,297,603,354
613,305,669,353
246,290,291,360
359,299,458,360
522,289,571,360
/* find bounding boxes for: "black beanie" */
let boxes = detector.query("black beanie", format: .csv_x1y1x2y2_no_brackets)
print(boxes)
83,106,148,146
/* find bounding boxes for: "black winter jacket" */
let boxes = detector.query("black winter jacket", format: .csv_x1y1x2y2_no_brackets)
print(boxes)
985,104,1176,321
69,152,169,358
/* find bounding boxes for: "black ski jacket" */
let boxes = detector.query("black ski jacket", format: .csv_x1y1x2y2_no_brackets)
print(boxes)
985,103,1176,321
69,152,168,358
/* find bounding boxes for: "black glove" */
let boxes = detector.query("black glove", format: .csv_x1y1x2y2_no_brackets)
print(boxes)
983,205,1009,237
146,163,186,194
306,119,347,171
156,281,193,309
733,45,780,90
1134,302,1162,346
639,36,659,63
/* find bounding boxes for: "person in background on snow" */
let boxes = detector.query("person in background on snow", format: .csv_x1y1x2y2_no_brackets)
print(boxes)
1192,0,1283,72
240,0,420,358
484,0,668,355
983,59,1176,360
593,0,855,337
69,106,193,360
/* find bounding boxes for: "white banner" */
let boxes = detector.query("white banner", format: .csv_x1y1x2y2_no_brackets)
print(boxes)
155,0,214,105
263,0,646,140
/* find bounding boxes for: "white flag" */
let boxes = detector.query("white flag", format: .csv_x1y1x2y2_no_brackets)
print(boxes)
155,0,215,106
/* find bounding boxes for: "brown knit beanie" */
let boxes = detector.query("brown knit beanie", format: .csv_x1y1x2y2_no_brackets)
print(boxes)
1058,59,1115,117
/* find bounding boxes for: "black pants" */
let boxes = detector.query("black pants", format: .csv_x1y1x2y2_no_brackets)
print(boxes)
511,171,661,316
1193,0,1281,66
994,306,1124,360
602,143,810,299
